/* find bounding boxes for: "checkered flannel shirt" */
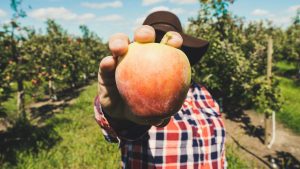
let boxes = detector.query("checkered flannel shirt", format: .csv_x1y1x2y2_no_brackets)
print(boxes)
94,82,226,169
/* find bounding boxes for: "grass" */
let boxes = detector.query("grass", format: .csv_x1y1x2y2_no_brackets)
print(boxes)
1,82,41,119
0,82,247,168
275,61,300,134
226,145,250,169
277,77,300,133
275,61,296,74
2,91,33,120
1,83,120,169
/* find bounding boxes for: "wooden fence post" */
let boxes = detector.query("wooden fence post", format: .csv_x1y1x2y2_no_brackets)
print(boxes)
267,37,273,85
265,36,273,145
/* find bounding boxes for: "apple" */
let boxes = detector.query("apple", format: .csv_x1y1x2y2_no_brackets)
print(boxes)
115,42,191,120
31,79,38,85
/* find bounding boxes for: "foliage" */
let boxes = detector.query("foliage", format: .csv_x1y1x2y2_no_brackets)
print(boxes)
10,0,27,18
250,77,282,115
279,24,300,69
2,22,35,86
0,18,107,117
0,30,13,106
188,0,282,114
20,20,107,99
275,9,300,76
226,144,250,169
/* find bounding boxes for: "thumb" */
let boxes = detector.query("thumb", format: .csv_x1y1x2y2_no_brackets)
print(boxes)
160,31,183,48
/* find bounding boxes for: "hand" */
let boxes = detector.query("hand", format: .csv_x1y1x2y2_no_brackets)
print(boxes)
98,25,183,126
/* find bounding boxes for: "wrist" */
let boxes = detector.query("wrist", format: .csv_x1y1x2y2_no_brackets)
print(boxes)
102,108,151,140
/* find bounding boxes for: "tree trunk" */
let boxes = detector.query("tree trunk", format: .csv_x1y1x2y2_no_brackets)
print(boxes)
11,27,26,120
17,79,26,120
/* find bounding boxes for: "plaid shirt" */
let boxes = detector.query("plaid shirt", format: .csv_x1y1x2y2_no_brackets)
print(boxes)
94,82,226,169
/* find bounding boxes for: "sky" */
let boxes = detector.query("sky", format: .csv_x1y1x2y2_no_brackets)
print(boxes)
0,0,299,41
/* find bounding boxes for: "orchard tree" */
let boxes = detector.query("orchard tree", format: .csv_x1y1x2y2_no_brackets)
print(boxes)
21,30,49,99
41,19,70,100
188,0,253,111
79,25,108,80
3,0,31,120
0,29,13,112
188,0,282,114
281,9,300,75
3,22,37,120
28,20,108,100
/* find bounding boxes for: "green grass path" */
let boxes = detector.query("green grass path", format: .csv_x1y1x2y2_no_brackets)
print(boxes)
275,61,300,134
277,77,300,134
1,82,247,169
2,83,120,169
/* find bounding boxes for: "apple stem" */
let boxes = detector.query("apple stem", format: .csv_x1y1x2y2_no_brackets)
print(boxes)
160,32,172,45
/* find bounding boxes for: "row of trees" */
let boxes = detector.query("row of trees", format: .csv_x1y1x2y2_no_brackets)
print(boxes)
1,0,299,124
277,10,300,69
0,19,107,120
189,0,299,115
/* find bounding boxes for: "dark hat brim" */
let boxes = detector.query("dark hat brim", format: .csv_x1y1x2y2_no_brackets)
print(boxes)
150,24,209,65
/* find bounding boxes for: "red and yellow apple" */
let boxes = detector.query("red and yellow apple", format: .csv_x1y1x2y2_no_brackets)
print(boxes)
115,42,191,120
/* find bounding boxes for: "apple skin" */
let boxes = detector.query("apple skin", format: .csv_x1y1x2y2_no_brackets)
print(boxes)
115,42,191,120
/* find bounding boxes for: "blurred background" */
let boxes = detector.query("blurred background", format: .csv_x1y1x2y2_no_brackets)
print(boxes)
0,0,299,168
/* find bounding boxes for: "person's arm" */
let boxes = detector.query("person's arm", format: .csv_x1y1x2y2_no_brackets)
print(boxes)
94,95,118,143
94,95,151,142
94,95,172,141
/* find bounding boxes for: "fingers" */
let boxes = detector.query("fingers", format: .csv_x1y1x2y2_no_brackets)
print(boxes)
100,33,128,114
109,33,129,57
109,29,182,58
98,85,119,106
134,26,183,48
99,56,117,74
98,56,116,86
98,56,119,112
134,25,156,43
160,31,183,48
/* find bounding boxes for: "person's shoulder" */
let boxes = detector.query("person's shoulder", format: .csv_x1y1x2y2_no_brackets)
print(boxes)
186,80,221,117
189,80,212,98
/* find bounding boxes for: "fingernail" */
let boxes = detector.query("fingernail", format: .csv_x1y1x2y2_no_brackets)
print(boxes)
161,32,182,47
139,26,154,35
171,32,181,41
112,39,125,48
110,39,127,56
142,27,153,34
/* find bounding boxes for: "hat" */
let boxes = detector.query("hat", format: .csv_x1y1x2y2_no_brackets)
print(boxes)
143,11,209,65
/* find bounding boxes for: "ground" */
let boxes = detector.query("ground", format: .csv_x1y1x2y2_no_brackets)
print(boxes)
225,110,300,169
0,82,299,168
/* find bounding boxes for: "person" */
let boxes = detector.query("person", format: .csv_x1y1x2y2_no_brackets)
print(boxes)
94,11,226,169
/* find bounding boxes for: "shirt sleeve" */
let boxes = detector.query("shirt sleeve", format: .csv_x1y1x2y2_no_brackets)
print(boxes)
222,147,227,169
94,95,151,142
94,95,119,143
